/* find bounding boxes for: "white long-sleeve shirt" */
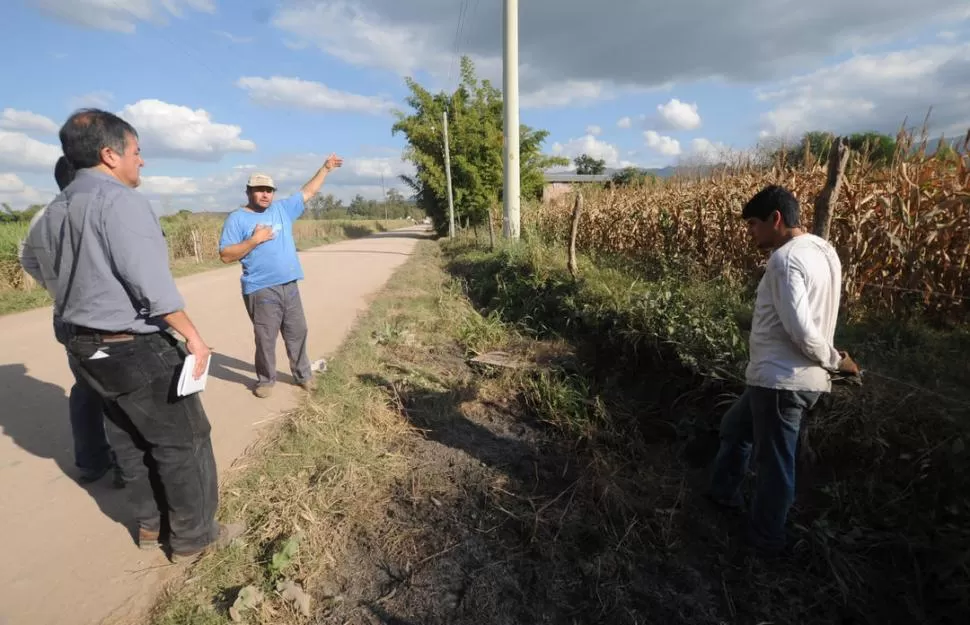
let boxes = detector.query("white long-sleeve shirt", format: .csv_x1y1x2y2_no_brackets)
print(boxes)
18,206,57,298
745,233,843,393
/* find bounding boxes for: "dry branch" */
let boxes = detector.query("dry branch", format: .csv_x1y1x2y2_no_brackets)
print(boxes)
812,136,851,240
567,192,583,278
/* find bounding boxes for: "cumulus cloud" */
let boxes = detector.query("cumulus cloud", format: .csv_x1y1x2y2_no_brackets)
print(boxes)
617,117,632,129
549,134,633,169
237,76,394,114
0,173,53,208
33,0,215,33
271,0,967,102
0,131,61,172
138,152,416,213
643,131,682,156
758,41,970,138
69,91,114,109
586,125,603,137
657,98,702,130
689,138,732,163
0,109,59,135
118,99,256,161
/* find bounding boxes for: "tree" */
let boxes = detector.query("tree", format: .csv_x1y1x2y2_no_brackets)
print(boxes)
611,166,655,187
391,56,565,237
574,153,606,175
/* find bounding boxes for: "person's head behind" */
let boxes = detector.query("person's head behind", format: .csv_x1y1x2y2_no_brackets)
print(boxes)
58,108,143,188
245,173,276,211
741,184,802,250
54,156,76,191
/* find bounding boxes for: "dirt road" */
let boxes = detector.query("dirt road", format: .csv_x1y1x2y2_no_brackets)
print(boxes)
0,227,427,625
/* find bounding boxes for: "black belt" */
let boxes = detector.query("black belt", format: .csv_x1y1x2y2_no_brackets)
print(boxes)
67,325,140,342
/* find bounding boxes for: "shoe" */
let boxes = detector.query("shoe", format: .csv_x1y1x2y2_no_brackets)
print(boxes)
139,527,161,551
298,379,316,392
77,464,112,484
254,384,274,399
170,522,245,563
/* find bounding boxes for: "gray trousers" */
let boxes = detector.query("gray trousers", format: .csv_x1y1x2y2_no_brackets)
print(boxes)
243,281,312,387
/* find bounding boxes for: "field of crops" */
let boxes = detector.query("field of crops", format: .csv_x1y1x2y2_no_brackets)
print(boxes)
0,215,410,294
535,146,970,320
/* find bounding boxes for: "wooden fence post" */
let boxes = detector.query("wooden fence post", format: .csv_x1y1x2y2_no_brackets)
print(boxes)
812,136,850,239
487,208,496,251
567,191,583,278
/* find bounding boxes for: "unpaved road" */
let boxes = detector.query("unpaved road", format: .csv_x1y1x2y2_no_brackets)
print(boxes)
0,226,428,625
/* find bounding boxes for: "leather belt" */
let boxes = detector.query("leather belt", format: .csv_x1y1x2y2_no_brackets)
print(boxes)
68,325,136,342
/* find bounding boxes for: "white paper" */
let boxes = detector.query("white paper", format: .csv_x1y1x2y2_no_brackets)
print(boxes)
177,353,211,397
88,349,109,360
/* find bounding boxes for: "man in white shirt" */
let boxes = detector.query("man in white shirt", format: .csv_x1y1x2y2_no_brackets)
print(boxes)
708,184,859,554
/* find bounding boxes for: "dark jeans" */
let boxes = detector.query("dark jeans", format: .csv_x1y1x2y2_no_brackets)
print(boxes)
65,329,220,553
708,385,821,550
53,317,114,478
243,281,311,387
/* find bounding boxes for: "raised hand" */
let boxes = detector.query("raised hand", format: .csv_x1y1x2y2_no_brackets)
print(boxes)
324,153,344,172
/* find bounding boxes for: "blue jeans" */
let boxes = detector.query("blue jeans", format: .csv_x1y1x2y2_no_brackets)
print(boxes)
708,385,821,550
54,317,114,478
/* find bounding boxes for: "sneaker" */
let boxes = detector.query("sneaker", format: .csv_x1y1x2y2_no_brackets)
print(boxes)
170,522,245,564
299,378,316,392
253,384,274,399
138,527,161,551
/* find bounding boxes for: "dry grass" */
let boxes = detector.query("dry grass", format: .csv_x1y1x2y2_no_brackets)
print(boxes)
533,130,970,320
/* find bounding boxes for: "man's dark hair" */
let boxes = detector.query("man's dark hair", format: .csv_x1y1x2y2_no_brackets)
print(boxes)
58,108,138,169
54,156,76,191
741,184,801,228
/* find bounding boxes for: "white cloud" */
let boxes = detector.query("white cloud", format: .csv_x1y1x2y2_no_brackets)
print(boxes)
70,91,114,109
0,173,53,208
550,134,633,169
137,151,416,213
0,131,61,172
237,76,394,114
690,138,731,163
0,109,59,135
758,41,970,138
33,0,214,33
617,116,632,129
586,125,603,137
657,98,702,130
118,99,256,161
644,130,682,156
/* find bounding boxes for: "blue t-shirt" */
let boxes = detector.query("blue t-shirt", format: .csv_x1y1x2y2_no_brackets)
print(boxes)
219,192,305,295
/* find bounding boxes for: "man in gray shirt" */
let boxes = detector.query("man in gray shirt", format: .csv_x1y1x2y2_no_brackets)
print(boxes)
23,108,242,562
20,156,123,488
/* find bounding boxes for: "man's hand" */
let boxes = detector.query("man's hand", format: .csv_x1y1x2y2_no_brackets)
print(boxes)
323,153,343,172
837,350,861,376
250,224,275,244
186,336,211,380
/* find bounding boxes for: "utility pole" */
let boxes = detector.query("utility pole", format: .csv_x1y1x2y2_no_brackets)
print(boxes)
380,171,387,220
443,109,456,238
502,0,521,239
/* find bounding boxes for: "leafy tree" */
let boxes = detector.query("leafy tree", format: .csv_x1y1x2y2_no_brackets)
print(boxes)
0,203,44,224
391,56,566,237
611,166,655,186
574,153,606,175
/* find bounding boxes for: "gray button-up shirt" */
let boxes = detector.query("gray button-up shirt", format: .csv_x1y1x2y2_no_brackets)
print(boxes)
20,168,185,334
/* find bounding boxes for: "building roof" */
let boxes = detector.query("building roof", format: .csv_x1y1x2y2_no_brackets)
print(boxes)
543,173,613,183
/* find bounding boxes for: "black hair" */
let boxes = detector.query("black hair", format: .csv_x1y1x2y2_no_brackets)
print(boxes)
58,108,138,169
741,184,801,228
54,156,76,191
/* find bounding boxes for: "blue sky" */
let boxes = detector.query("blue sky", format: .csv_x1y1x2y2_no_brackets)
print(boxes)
1,0,968,213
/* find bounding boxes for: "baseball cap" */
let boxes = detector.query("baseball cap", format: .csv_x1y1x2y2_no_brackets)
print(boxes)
246,173,276,189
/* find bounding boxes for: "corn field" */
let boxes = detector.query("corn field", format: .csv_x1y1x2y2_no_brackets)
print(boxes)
0,217,409,294
533,137,970,320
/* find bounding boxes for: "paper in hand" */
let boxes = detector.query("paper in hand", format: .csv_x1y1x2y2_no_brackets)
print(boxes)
177,353,211,397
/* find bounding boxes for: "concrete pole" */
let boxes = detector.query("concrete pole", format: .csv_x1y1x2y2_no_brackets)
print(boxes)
443,109,456,238
502,0,521,239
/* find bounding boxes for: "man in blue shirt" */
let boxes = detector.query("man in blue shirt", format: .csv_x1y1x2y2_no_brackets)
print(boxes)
219,155,343,398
